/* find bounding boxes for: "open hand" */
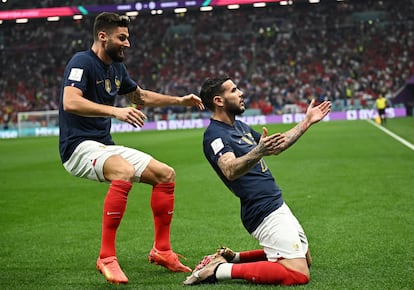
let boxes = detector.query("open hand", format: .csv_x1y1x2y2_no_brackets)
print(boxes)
114,106,147,128
306,99,331,125
180,94,205,110
258,127,286,156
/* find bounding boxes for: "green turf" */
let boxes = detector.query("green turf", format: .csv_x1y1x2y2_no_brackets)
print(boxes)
1,117,413,289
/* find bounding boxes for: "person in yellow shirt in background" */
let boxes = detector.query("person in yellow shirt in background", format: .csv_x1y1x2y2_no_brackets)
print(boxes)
375,93,387,125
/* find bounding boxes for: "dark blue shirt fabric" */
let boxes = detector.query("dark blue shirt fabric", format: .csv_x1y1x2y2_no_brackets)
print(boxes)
59,49,137,163
203,119,284,233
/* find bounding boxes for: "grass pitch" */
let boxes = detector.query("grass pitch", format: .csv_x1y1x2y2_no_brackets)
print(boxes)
1,117,413,289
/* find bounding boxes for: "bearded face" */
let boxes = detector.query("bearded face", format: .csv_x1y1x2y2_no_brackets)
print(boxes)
103,27,129,62
105,40,125,62
224,96,246,116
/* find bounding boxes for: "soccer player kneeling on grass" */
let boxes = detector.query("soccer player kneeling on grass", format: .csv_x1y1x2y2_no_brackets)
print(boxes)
184,75,330,286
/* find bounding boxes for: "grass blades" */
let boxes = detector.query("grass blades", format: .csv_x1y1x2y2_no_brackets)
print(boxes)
0,117,413,289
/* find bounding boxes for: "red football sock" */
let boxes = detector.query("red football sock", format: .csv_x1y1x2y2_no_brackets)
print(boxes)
99,180,132,259
231,261,309,285
151,182,175,251
239,249,266,262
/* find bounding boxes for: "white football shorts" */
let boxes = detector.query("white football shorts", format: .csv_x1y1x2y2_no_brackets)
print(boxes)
251,202,308,261
63,140,152,183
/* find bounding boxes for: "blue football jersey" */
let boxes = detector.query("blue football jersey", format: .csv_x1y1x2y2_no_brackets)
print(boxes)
203,119,284,233
59,49,137,163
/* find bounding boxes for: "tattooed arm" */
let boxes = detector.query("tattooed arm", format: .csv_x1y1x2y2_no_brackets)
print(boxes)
218,130,285,181
217,100,331,181
279,100,331,152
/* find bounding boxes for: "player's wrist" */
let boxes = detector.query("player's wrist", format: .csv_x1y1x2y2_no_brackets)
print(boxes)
301,117,312,129
253,143,266,158
109,107,118,118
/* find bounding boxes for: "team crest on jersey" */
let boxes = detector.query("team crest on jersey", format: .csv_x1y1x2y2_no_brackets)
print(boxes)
241,133,254,145
115,77,121,89
105,79,111,93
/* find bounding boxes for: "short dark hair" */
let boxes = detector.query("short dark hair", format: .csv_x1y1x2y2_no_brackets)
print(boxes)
93,12,130,40
200,74,231,111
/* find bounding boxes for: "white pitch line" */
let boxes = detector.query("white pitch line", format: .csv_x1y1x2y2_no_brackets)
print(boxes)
367,119,414,151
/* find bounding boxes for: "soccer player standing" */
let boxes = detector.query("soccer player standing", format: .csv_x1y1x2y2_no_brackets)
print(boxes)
184,75,331,286
58,12,203,284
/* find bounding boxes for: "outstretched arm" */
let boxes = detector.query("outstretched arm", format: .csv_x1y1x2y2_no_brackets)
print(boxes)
125,86,204,110
216,100,330,181
279,99,331,152
217,100,330,181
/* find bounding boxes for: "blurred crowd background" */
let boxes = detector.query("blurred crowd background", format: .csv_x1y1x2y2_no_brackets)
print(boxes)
0,0,413,128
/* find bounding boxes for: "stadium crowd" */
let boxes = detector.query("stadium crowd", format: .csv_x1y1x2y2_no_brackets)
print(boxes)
0,0,413,127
